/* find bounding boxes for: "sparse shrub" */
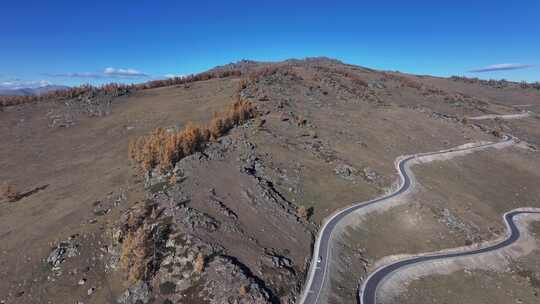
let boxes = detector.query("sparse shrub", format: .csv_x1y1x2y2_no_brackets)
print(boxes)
400,77,423,90
180,123,206,156
238,78,248,91
120,226,149,282
0,182,20,202
208,116,226,140
297,205,313,220
451,75,540,90
239,284,249,296
129,90,256,172
169,172,178,185
246,65,301,83
119,203,170,283
341,71,368,87
297,206,307,218
296,115,307,127
254,117,266,129
194,253,205,273
0,69,243,109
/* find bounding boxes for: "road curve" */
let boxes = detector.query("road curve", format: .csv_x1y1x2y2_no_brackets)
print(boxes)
359,209,540,304
297,136,514,304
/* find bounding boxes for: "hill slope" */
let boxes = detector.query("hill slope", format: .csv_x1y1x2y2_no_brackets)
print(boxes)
1,57,539,304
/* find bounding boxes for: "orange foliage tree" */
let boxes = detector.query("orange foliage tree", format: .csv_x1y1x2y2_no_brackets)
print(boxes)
129,91,256,172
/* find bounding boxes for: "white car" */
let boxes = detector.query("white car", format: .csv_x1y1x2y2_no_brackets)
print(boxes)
317,256,322,263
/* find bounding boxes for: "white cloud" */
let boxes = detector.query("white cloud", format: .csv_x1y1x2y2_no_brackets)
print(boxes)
0,79,51,90
104,67,148,77
47,72,102,78
469,63,534,73
164,74,185,79
47,67,149,79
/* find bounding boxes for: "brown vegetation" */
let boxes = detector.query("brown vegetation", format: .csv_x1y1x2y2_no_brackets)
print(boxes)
194,253,205,273
492,129,503,138
133,69,241,91
246,65,301,83
120,226,149,282
129,93,256,171
0,69,243,108
0,182,20,202
311,65,368,88
451,75,540,90
119,203,170,283
0,84,130,108
297,205,313,220
339,70,368,87
239,284,249,296
399,76,424,90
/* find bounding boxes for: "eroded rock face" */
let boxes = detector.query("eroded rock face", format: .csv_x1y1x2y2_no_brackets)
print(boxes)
112,214,273,303
202,256,271,304
112,132,312,303
117,282,151,304
153,233,271,303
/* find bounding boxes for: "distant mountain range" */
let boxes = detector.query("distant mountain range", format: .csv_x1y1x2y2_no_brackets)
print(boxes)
0,85,70,96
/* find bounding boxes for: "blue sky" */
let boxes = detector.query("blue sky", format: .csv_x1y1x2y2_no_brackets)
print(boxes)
1,0,538,89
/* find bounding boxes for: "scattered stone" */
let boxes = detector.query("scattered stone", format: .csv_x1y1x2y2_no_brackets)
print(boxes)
334,163,357,180
271,255,293,268
362,167,379,182
177,207,220,232
47,239,80,267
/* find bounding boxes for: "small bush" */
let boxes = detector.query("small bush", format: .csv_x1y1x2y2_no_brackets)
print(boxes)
492,129,503,138
239,284,249,296
120,226,150,282
194,253,205,273
119,203,169,283
0,182,20,202
297,205,313,220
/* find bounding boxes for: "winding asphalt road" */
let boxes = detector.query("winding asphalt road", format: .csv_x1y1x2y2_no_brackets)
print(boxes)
359,209,540,304
298,136,514,304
